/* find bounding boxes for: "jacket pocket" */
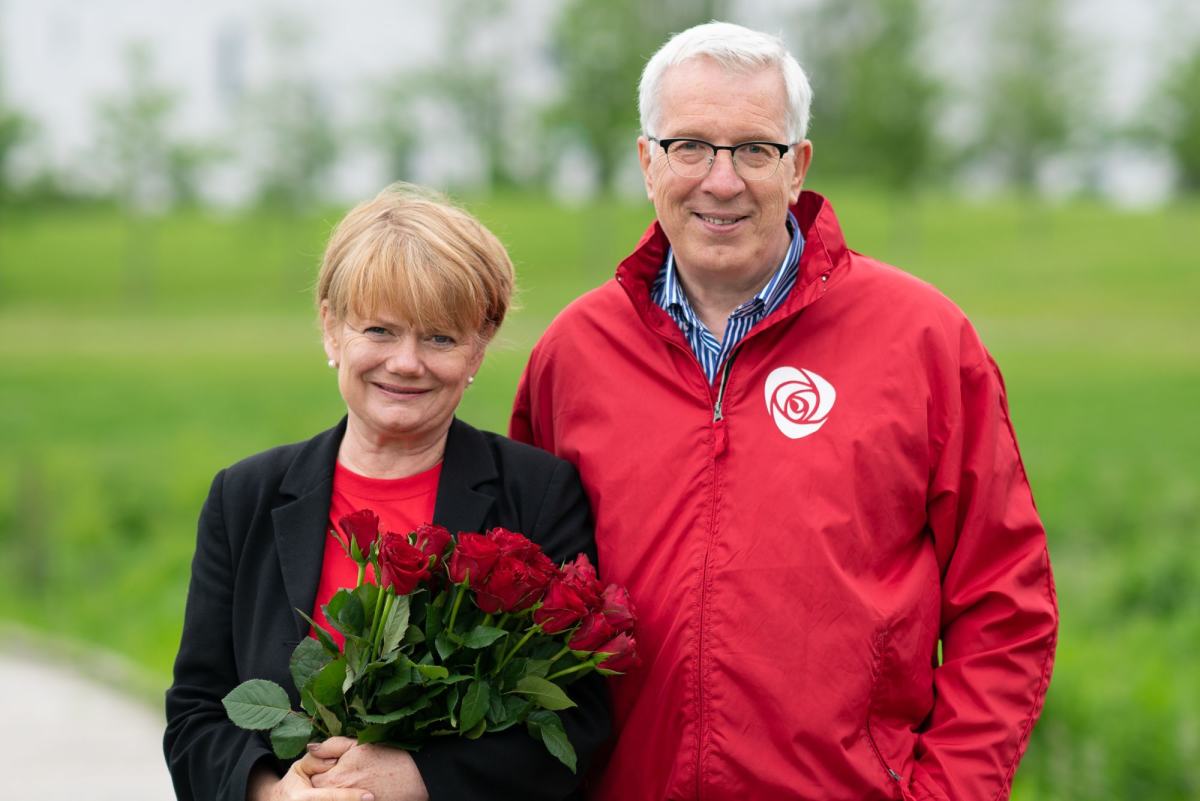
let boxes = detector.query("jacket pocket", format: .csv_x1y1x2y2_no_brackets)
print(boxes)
865,626,918,801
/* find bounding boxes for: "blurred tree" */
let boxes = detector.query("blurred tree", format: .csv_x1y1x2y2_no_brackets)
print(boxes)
363,76,421,184
546,0,726,195
1159,43,1200,192
0,100,31,206
968,0,1081,193
249,17,339,212
795,0,942,193
423,0,518,191
93,43,222,210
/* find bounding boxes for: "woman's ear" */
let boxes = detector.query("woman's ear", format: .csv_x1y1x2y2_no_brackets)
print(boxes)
320,301,340,366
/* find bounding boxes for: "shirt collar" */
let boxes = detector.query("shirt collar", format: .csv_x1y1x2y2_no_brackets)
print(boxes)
658,211,803,331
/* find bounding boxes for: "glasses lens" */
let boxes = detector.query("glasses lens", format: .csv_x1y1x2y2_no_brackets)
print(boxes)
665,140,713,178
733,143,782,180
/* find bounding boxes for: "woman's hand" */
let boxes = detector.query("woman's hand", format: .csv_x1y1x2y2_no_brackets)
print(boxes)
308,738,429,801
247,742,375,801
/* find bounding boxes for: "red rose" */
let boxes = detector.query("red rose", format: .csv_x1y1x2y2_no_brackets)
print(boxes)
448,532,500,587
595,632,639,672
412,523,452,567
474,553,555,614
379,532,431,595
338,509,380,555
486,527,557,585
532,578,590,634
487,527,539,558
599,585,636,634
568,610,618,651
559,553,603,609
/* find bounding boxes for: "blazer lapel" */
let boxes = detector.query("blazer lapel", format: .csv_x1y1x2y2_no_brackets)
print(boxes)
273,420,345,640
433,418,498,536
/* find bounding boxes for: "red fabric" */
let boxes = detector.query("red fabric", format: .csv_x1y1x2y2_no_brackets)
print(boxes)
510,191,1057,801
311,461,441,647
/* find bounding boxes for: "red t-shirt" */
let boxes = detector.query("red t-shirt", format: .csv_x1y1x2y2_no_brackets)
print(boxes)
311,460,442,648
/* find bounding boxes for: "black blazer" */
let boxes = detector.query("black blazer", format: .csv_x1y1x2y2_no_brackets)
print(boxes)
164,417,610,801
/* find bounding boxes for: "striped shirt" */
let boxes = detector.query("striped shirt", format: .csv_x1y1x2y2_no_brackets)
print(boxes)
652,211,804,383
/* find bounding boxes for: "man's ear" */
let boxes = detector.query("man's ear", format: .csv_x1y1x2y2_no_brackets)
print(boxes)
788,140,813,203
638,136,656,201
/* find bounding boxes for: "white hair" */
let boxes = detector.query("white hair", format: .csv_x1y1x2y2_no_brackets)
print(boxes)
638,21,813,143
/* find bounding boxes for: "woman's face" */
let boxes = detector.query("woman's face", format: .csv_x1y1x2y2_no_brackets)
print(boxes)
322,305,484,449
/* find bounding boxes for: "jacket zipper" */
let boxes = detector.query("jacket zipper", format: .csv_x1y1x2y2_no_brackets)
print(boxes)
712,351,737,422
697,349,739,798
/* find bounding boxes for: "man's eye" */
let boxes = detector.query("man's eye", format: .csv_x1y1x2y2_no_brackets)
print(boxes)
740,143,768,156
675,140,705,152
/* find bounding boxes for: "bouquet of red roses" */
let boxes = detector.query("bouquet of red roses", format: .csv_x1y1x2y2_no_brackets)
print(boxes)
222,510,637,772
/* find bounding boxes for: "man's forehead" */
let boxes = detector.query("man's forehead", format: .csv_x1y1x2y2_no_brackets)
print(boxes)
656,57,789,140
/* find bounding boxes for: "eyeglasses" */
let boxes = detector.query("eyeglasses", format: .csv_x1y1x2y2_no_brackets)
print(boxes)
649,137,793,181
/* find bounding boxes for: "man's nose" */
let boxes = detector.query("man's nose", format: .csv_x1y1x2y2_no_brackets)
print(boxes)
700,149,745,197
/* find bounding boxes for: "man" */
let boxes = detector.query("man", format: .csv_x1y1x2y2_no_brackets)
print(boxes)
511,21,1056,801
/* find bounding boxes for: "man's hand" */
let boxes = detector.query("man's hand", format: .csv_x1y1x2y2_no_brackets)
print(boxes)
246,742,374,801
309,738,429,801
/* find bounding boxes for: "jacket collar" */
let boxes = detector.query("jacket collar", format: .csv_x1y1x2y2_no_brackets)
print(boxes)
615,190,850,337
271,416,497,639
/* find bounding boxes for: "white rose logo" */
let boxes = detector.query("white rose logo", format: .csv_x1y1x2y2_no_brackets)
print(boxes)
764,366,837,440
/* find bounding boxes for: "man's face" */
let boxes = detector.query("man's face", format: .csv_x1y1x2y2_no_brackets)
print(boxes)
638,57,812,288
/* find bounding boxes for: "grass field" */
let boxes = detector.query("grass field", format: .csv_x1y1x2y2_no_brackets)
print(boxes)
1,188,1197,799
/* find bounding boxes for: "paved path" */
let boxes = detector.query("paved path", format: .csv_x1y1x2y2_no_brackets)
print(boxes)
1,648,175,800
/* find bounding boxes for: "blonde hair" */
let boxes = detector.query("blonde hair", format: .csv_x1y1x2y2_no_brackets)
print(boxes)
316,183,514,341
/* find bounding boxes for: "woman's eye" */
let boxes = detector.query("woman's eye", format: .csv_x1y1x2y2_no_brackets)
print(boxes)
363,326,391,337
428,334,456,347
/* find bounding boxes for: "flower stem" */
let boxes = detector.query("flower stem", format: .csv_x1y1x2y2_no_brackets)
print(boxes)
545,659,598,682
446,583,467,635
495,624,542,673
549,644,572,663
371,592,395,658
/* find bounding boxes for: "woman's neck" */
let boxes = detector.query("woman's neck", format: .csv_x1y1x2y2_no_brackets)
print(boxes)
337,418,449,479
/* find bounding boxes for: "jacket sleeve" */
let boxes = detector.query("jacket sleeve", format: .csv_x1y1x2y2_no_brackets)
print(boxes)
911,350,1058,801
509,350,545,450
164,470,280,801
412,458,611,800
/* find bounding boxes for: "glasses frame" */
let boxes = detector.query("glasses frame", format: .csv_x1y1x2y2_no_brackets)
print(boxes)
649,137,794,181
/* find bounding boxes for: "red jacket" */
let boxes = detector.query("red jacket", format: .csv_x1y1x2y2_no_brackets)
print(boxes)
511,191,1057,801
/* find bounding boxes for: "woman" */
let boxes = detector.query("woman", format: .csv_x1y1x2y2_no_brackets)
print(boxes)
164,184,610,801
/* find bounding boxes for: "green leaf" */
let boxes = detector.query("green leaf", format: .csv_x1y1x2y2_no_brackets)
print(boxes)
357,723,389,744
314,700,343,736
289,637,332,693
335,590,366,635
434,630,458,660
425,592,446,643
405,624,426,644
415,663,450,681
529,710,577,773
295,609,340,655
269,713,313,759
462,625,508,649
382,594,411,655
344,638,367,692
378,669,414,697
222,679,292,730
511,676,577,711
355,582,380,620
459,680,490,733
464,717,488,739
310,659,348,707
523,658,552,678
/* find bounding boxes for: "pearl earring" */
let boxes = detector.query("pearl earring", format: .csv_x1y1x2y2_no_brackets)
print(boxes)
467,376,475,385
327,359,336,368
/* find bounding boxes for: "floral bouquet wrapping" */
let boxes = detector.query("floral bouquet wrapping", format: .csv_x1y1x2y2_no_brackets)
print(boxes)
222,510,638,772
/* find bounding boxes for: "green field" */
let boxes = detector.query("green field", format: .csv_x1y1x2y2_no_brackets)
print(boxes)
1,189,1197,799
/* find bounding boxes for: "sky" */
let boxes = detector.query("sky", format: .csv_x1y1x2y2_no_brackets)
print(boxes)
1,0,1197,203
